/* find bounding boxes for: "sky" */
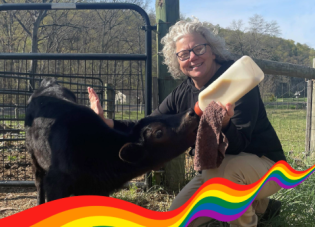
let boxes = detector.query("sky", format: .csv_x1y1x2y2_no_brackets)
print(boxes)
148,0,315,49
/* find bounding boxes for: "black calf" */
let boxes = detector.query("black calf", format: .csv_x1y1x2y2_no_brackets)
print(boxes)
25,78,199,204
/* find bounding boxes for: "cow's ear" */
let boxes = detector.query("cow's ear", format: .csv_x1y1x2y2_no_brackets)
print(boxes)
119,143,146,164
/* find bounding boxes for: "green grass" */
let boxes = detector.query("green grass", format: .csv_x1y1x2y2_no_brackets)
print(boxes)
112,110,145,121
276,97,307,102
265,104,305,110
1,114,25,119
263,108,315,226
7,155,17,161
263,97,307,103
1,119,24,127
111,184,174,212
267,109,306,158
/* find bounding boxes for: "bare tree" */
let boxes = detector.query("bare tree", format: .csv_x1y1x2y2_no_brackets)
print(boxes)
0,0,153,103
227,14,281,59
225,14,282,99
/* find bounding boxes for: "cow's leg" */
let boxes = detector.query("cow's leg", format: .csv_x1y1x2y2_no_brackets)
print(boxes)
44,169,72,202
31,154,46,205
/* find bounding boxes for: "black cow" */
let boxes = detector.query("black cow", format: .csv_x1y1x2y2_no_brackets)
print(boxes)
25,78,199,205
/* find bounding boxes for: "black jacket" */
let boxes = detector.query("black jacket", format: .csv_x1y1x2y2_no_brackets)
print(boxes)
114,61,286,163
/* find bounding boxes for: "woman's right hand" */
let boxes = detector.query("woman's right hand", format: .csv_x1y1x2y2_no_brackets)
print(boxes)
88,87,104,117
216,102,235,130
88,87,114,128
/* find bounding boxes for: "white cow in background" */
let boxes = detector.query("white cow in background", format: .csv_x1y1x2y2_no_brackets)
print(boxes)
115,91,126,104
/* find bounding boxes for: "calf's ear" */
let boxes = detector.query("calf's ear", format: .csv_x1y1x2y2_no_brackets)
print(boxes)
119,143,146,164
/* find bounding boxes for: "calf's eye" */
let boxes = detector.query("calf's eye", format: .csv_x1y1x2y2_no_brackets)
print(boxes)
155,130,163,138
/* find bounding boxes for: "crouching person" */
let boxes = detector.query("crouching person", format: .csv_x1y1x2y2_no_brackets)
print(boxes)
88,19,286,227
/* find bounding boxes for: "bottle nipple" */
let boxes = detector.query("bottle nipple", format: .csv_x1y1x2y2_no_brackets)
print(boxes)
194,101,203,117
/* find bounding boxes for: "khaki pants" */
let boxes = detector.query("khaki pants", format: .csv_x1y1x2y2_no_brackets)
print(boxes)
169,152,281,227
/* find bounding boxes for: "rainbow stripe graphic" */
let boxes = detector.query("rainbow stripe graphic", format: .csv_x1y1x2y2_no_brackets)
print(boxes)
0,161,314,227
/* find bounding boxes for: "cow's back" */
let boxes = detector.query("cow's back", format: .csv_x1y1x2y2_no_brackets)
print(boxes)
26,95,128,174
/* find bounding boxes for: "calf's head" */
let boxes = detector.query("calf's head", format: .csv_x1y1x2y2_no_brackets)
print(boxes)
119,109,199,167
27,78,76,104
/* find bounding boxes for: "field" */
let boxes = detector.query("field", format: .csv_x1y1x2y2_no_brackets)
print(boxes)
267,108,307,158
1,108,315,226
275,97,307,102
114,109,145,121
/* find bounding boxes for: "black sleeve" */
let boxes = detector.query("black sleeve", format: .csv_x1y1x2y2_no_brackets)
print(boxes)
222,86,260,155
150,91,177,116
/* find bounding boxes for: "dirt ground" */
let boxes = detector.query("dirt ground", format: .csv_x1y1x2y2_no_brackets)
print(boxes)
0,148,194,220
0,132,38,220
0,187,37,219
0,186,170,220
0,133,33,182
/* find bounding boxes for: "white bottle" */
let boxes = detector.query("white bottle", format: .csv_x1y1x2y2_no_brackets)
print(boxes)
194,56,265,116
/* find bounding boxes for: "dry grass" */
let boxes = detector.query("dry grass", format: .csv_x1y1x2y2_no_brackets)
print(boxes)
0,185,174,220
0,187,37,219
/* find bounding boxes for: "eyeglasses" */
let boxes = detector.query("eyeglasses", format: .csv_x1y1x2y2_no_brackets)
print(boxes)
176,43,210,61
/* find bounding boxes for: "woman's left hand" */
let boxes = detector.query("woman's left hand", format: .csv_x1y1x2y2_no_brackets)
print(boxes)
217,102,235,130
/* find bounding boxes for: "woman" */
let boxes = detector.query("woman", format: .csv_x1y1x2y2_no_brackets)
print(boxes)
88,20,286,227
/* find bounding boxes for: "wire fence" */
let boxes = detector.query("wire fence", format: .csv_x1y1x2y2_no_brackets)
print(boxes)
0,3,154,187
265,79,308,162
0,59,147,184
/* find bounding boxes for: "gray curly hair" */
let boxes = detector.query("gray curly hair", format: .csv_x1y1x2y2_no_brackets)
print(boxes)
161,19,232,79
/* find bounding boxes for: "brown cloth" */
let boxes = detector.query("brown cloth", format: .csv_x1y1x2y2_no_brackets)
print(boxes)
194,101,229,171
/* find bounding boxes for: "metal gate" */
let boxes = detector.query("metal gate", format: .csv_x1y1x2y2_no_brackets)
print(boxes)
0,3,154,188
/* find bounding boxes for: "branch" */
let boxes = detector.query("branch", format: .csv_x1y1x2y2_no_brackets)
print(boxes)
37,10,48,24
2,0,32,36
39,24,87,29
13,13,32,37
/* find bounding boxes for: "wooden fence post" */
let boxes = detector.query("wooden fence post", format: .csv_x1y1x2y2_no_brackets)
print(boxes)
152,77,163,185
105,84,115,119
14,103,19,119
310,59,315,155
152,77,159,111
156,0,185,192
305,79,312,154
